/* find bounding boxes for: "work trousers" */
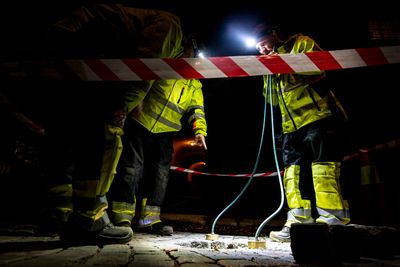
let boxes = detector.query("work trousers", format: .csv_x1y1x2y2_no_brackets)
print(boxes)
282,116,350,225
110,119,174,210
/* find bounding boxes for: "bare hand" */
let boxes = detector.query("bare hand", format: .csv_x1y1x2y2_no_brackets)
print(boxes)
194,134,207,150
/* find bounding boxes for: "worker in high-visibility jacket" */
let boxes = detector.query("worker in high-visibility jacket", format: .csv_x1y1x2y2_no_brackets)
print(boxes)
255,23,351,242
109,36,207,235
40,3,184,244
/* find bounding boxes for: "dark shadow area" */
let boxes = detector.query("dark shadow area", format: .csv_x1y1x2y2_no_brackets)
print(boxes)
0,240,66,253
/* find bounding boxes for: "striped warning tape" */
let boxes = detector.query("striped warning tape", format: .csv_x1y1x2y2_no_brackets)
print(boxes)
172,138,400,178
343,138,400,162
170,166,282,178
1,46,399,81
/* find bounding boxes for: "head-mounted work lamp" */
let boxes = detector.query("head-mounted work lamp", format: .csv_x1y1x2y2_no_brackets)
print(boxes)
190,36,206,58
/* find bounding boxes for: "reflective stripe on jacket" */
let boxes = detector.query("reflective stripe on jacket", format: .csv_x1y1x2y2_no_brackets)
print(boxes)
263,34,332,134
131,79,207,136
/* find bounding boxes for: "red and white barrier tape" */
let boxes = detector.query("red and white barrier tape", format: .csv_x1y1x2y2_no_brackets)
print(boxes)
170,166,282,178
343,138,400,162
2,46,399,81
175,137,400,178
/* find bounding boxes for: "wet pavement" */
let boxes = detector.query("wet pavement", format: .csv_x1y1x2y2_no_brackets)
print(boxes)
0,214,399,267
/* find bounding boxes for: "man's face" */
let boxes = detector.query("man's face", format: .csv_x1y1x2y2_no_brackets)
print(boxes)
255,35,276,55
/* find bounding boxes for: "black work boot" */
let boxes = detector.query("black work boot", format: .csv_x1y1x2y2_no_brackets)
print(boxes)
139,221,173,236
96,223,134,244
115,221,132,227
137,201,173,236
61,222,133,245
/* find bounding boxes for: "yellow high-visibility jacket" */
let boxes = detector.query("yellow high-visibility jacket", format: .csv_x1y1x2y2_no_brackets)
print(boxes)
50,3,185,114
51,3,184,59
44,3,187,225
130,79,207,136
263,34,332,134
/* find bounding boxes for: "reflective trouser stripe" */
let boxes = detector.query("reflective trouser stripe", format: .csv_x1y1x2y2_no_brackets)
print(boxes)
71,195,110,231
73,126,124,199
312,162,350,224
287,209,313,222
48,184,73,197
284,165,312,220
74,195,108,221
47,124,123,231
138,214,161,227
97,125,124,196
360,150,381,186
47,207,72,222
47,184,73,222
111,201,136,225
138,199,161,227
360,165,380,185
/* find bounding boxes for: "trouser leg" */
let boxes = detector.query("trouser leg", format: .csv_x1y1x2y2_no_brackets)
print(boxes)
71,125,124,231
139,132,173,207
312,162,350,225
137,132,173,228
41,132,75,225
283,165,314,226
109,121,144,225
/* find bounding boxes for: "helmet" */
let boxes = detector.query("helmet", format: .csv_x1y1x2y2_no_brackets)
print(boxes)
254,23,280,42
183,34,206,58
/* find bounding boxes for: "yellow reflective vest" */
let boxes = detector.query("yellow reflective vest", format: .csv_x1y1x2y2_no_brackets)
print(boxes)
263,34,332,134
130,79,207,136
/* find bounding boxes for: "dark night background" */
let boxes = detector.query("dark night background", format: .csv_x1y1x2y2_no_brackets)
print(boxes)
1,1,399,228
